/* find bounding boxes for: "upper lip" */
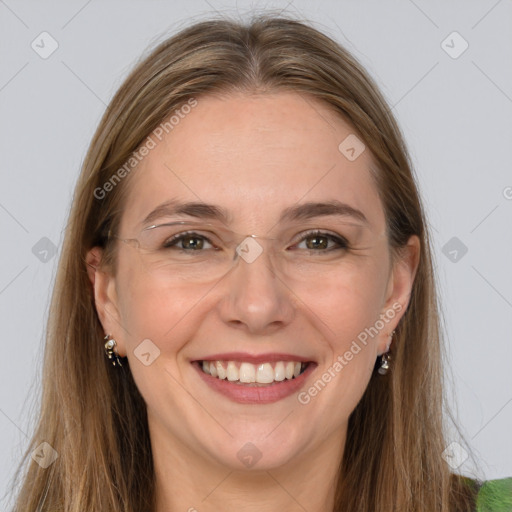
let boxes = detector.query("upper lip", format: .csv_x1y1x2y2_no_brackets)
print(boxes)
194,352,315,364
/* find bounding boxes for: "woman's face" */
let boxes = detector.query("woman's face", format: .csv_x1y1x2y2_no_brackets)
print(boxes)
89,92,418,471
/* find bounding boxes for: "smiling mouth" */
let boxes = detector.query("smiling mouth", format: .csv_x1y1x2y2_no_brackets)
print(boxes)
198,360,310,386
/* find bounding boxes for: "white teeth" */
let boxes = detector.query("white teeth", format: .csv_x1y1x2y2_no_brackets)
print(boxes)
239,362,256,383
226,361,238,381
256,363,274,384
285,362,295,379
200,360,308,384
274,361,285,381
216,361,227,380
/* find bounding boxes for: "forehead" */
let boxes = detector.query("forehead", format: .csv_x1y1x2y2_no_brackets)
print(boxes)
121,91,386,234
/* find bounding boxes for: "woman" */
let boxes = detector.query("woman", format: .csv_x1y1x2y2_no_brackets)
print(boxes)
11,15,511,512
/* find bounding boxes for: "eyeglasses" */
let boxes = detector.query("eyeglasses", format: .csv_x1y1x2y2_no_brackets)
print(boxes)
109,220,369,284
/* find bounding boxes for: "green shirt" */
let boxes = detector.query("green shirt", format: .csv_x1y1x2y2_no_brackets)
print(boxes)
476,478,512,512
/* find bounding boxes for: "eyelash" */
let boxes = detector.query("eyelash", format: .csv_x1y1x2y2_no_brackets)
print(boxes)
163,230,350,252
293,230,350,252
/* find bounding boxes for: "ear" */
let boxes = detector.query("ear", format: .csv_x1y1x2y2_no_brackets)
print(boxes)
377,234,420,354
85,247,126,357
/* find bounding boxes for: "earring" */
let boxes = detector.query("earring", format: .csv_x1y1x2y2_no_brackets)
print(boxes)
378,330,395,375
104,334,123,367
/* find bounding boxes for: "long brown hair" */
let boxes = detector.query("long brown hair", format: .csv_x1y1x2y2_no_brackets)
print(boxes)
11,14,476,511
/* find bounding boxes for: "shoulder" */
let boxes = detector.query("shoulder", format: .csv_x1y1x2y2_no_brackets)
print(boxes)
475,477,512,512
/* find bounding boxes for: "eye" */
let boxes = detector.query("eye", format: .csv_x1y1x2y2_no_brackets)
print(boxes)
163,232,215,251
294,230,349,251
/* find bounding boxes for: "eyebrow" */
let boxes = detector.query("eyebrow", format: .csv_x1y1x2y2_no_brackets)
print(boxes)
280,200,368,225
141,200,232,226
141,199,369,226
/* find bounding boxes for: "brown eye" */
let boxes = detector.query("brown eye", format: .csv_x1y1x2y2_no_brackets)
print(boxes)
162,232,213,250
297,231,349,251
305,234,329,250
180,236,205,250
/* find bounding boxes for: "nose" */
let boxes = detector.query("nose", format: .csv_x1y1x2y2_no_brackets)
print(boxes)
217,240,295,335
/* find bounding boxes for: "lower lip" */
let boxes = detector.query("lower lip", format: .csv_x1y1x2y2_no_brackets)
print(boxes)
192,362,316,404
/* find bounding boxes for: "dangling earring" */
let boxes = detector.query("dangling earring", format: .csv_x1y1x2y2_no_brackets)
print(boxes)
104,334,123,367
378,330,395,375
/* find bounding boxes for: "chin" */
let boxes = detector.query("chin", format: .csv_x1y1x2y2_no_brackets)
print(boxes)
200,424,309,471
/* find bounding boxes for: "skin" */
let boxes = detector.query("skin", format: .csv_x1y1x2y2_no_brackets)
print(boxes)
87,92,419,511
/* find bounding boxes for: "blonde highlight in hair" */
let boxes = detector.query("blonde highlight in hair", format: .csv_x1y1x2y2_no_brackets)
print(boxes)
11,15,476,511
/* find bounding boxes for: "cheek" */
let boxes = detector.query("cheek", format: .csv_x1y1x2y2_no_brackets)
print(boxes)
114,270,207,406
297,267,389,426
302,248,390,404
310,250,391,347
116,268,205,344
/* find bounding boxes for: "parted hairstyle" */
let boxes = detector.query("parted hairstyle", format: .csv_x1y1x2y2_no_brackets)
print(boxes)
11,14,476,512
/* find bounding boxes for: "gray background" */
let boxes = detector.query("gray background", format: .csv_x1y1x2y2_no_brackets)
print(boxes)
1,0,511,507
